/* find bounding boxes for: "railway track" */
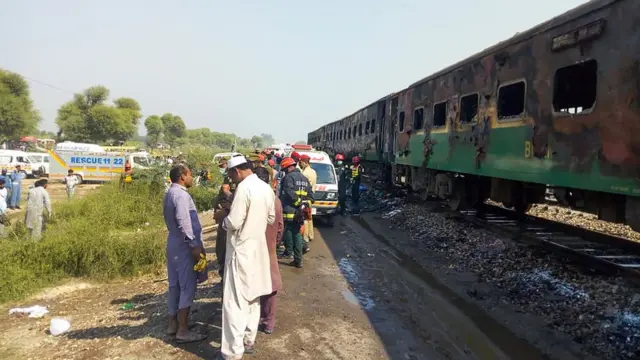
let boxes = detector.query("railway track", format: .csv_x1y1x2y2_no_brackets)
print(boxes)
456,204,640,281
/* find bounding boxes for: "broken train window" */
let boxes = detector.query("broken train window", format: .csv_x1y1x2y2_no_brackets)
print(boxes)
553,59,597,115
365,121,370,134
460,93,479,123
353,125,357,137
370,119,376,133
498,80,525,119
398,111,405,132
433,101,447,127
358,123,363,136
413,107,424,129
348,128,351,139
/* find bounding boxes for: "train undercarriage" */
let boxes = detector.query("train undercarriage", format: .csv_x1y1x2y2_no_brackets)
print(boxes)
387,164,640,232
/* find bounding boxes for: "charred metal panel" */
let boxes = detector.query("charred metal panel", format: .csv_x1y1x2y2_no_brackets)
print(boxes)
390,0,640,180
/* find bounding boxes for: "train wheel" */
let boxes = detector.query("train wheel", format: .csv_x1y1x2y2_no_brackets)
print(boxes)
448,177,467,211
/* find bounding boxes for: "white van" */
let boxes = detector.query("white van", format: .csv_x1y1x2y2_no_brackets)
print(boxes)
290,145,339,225
55,141,106,153
0,150,33,176
26,152,50,177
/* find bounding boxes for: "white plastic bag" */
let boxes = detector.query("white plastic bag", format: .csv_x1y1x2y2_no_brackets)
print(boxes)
50,318,71,336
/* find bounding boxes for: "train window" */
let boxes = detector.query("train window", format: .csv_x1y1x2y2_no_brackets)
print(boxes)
398,111,405,132
370,119,376,133
365,121,370,134
353,125,357,137
460,93,479,123
348,128,351,139
358,123,363,136
553,60,597,115
433,101,447,127
413,107,424,130
498,81,525,119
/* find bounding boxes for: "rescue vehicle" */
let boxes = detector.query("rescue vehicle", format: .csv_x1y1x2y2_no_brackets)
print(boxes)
290,144,339,226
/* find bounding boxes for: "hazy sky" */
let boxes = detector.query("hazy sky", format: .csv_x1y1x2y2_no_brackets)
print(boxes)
1,0,587,143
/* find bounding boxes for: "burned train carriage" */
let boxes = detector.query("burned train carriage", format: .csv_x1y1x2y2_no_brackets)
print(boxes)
309,0,640,231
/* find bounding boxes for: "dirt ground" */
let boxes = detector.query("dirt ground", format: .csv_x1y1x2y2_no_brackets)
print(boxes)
0,211,533,360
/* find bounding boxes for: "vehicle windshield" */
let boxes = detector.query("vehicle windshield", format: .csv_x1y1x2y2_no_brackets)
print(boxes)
29,155,43,163
309,163,336,185
133,156,150,167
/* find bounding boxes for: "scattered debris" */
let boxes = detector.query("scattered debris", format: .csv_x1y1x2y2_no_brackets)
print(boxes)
49,318,71,336
8,305,49,318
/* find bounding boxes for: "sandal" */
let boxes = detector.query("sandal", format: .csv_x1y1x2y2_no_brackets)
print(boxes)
166,323,197,336
176,331,208,344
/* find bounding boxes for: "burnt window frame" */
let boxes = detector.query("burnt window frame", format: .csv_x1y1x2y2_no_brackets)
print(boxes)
432,100,448,128
497,79,527,122
370,118,376,133
358,123,363,136
348,127,351,139
552,59,598,117
365,121,370,134
413,106,425,130
459,92,480,124
398,111,406,132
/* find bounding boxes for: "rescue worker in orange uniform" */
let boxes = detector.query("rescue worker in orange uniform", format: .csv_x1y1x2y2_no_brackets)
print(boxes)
350,156,364,213
278,157,312,268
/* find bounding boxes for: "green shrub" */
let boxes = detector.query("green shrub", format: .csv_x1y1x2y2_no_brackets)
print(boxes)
0,177,167,303
189,186,216,212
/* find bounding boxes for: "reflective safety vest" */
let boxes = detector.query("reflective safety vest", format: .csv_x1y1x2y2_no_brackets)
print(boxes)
351,165,362,181
279,169,313,222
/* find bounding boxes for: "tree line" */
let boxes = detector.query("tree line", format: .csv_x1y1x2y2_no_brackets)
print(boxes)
0,69,277,149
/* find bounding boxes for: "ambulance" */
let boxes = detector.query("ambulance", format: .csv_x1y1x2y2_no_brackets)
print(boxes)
0,150,33,176
289,144,339,225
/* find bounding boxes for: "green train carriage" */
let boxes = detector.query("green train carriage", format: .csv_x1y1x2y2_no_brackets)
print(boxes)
309,0,640,231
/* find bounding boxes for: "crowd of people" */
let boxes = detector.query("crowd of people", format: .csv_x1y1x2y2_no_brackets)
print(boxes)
0,166,54,239
162,148,364,359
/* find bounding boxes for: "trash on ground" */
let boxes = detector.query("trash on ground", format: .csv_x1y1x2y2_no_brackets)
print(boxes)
50,318,71,336
8,305,49,318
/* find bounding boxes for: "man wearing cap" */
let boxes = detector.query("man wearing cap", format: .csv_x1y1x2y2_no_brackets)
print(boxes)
8,165,24,209
219,156,275,359
298,154,317,245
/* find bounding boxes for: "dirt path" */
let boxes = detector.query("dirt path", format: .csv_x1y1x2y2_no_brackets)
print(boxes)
0,214,523,359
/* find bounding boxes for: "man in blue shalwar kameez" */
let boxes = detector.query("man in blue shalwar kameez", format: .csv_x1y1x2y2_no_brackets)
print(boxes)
9,165,24,209
162,164,208,343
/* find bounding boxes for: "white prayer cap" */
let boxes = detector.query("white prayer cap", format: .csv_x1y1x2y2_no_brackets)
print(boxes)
227,155,247,169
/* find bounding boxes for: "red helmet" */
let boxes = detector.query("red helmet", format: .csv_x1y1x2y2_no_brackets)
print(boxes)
352,156,360,163
258,154,265,161
268,159,275,167
335,153,344,161
280,157,296,169
291,151,301,161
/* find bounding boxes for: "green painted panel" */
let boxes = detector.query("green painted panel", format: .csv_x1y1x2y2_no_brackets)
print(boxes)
393,128,640,197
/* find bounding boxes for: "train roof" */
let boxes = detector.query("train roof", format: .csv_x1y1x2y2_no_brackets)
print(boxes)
408,0,614,89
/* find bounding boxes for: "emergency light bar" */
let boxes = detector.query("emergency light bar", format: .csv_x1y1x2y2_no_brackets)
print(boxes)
291,144,313,151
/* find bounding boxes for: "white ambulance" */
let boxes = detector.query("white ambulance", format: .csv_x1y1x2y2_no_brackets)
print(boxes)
289,144,339,225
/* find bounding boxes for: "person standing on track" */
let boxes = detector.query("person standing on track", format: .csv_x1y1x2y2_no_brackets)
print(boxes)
219,156,275,359
299,154,317,246
278,157,313,268
163,164,207,344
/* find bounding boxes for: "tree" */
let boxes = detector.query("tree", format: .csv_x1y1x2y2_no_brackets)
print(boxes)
0,69,40,141
55,86,141,143
144,115,163,147
250,135,264,149
261,133,275,146
161,113,186,148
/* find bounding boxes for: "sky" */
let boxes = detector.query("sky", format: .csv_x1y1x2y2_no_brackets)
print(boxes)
1,0,588,143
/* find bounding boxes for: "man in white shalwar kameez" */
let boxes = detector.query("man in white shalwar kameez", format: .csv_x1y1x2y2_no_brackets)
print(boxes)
24,179,52,240
218,156,275,360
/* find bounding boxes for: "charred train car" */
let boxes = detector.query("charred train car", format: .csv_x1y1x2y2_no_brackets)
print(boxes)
308,0,640,231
